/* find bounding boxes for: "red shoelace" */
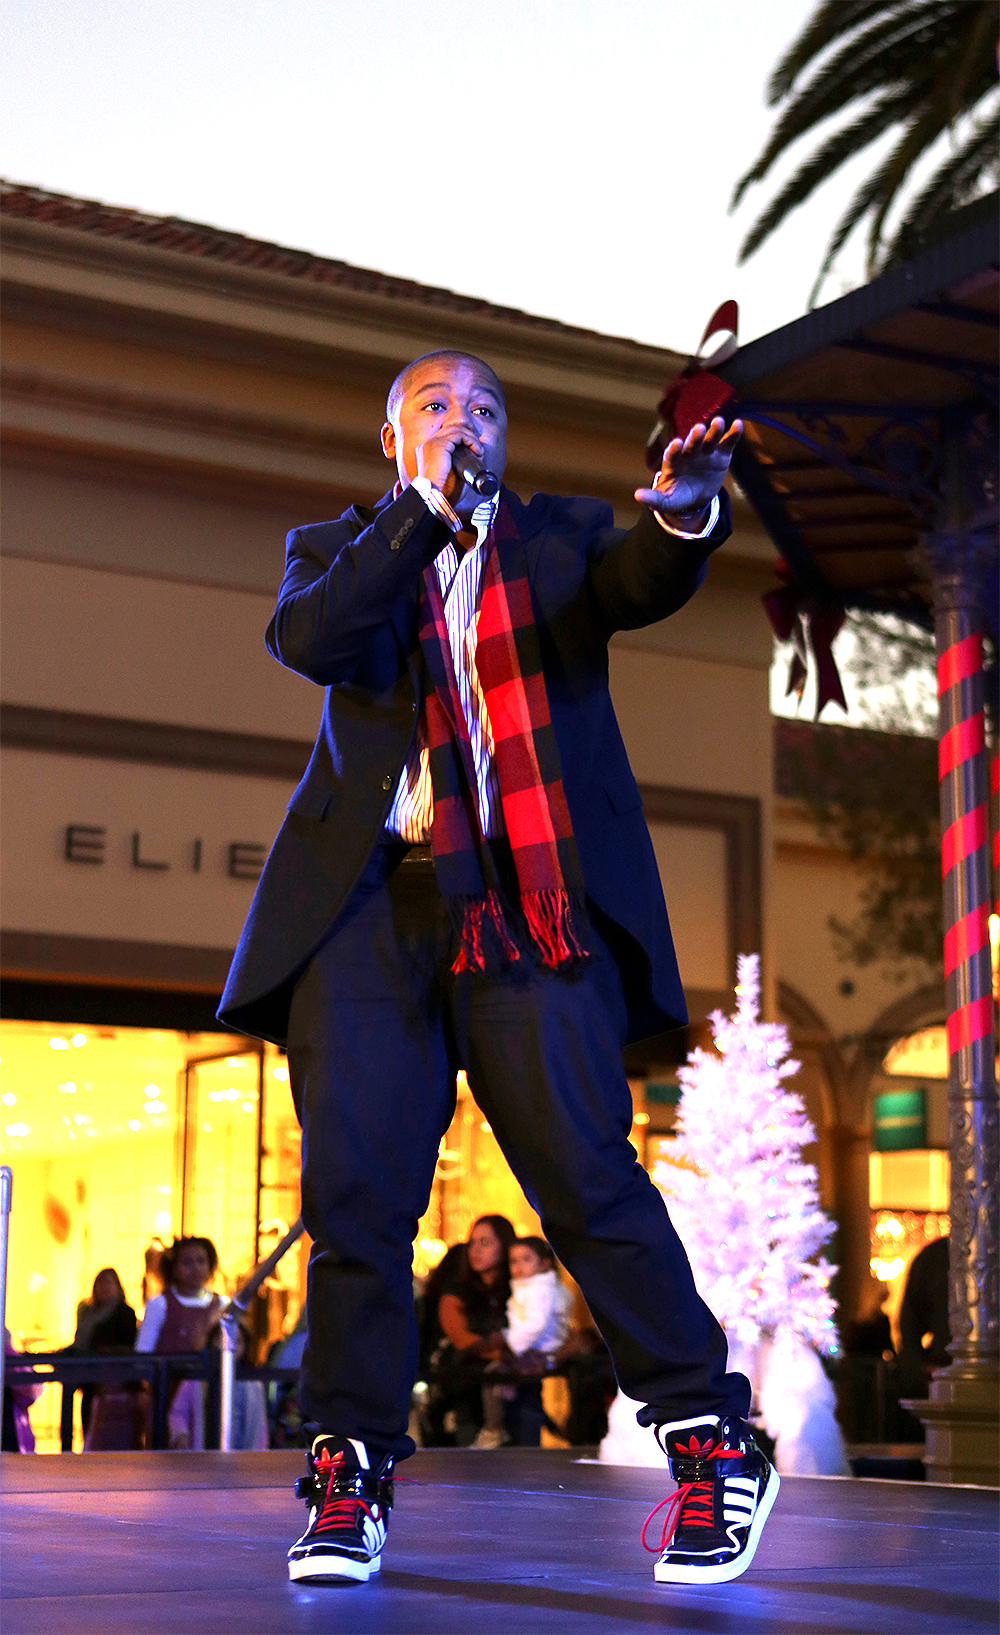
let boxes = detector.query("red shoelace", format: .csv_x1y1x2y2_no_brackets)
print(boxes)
315,1492,378,1536
641,1439,744,1553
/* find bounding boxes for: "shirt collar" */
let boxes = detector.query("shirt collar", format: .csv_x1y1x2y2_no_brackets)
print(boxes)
470,493,499,548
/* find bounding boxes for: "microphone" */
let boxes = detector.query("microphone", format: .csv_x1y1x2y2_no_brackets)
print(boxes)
452,442,500,499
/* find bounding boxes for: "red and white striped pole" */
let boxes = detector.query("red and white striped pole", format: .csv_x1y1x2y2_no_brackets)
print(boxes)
992,748,999,920
933,558,998,1389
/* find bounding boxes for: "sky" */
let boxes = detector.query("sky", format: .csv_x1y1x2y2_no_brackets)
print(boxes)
2,0,879,356
6,0,933,730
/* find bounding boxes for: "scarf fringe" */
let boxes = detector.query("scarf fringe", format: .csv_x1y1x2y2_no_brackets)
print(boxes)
523,889,586,968
451,889,586,974
451,890,521,974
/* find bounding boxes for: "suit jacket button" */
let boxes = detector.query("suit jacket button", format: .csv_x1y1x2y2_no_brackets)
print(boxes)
381,774,393,791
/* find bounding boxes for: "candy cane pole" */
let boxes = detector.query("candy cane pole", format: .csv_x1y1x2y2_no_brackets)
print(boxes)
914,515,1000,1482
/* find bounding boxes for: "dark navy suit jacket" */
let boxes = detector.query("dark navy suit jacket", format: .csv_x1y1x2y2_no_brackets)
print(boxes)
217,482,732,1045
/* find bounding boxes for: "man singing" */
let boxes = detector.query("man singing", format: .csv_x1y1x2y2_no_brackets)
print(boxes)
219,350,779,1587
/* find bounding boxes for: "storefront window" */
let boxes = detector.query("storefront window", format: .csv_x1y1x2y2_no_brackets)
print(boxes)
868,1024,951,1342
0,1018,304,1445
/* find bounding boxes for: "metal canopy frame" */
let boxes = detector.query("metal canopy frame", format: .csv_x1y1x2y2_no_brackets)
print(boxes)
717,191,999,624
715,193,999,1482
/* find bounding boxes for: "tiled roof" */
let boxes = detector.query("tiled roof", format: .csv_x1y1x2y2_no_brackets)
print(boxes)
0,179,655,348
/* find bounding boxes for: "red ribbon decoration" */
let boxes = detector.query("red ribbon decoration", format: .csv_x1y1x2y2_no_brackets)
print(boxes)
762,576,848,721
646,300,739,471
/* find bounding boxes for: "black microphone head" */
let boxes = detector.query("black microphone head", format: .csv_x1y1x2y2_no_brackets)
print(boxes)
453,442,499,500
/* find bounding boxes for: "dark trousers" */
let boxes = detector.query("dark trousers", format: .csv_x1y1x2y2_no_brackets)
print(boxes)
287,842,750,1459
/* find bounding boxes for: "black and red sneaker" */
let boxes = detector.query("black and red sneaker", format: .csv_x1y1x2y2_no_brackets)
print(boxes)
287,1435,394,1584
644,1414,779,1585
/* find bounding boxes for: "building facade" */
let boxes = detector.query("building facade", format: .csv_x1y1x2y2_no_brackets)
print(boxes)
0,184,945,1420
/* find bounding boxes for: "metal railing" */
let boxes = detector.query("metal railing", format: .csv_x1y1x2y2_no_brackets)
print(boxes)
218,1215,304,1451
0,1170,305,1453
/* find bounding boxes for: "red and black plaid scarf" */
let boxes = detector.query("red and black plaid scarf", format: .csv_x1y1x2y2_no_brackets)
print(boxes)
418,497,588,974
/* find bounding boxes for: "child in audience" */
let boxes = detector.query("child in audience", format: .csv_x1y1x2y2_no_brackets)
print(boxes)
504,1237,573,1361
476,1237,573,1447
135,1236,224,1449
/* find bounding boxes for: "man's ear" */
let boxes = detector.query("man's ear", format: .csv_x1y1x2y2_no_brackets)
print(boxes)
380,421,396,461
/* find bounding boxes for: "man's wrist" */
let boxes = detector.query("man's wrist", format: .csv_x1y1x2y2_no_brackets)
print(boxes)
411,474,462,534
653,493,720,539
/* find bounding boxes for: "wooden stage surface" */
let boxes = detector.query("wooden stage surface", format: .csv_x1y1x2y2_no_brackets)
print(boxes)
2,1447,997,1633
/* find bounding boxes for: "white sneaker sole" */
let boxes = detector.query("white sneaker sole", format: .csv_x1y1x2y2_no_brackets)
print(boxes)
288,1552,381,1584
654,1465,780,1585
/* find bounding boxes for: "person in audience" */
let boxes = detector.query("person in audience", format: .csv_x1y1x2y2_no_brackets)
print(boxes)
899,1235,950,1375
73,1268,138,1440
427,1216,515,1444
896,1234,951,1415
478,1236,575,1447
135,1236,224,1449
503,1237,574,1363
2,1328,41,1453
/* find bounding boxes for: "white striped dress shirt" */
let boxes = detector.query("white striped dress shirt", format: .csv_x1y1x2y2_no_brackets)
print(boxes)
386,492,501,842
384,484,719,844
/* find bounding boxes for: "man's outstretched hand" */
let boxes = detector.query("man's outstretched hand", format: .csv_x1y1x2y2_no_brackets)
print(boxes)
634,416,742,524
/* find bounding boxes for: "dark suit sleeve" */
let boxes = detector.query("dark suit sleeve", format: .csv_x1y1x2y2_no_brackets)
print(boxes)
266,488,452,685
587,489,732,634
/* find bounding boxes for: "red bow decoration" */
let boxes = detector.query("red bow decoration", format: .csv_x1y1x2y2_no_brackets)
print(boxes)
763,570,848,721
646,300,739,472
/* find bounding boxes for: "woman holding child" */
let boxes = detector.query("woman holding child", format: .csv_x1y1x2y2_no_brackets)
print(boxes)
428,1216,573,1446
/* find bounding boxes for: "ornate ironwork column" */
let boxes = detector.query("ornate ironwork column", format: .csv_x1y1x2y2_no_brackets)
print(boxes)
910,414,999,1483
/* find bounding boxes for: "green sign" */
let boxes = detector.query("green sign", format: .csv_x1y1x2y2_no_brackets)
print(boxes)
645,1080,682,1106
873,1088,927,1152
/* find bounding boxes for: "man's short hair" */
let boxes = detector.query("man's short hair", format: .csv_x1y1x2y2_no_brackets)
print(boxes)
385,350,506,424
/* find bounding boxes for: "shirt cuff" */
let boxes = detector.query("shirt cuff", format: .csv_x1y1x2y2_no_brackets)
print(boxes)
410,475,462,534
653,493,720,539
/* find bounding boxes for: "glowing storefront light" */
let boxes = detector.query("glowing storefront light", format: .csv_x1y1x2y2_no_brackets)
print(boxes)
882,1027,948,1079
870,1255,905,1281
71,1033,87,1048
49,1037,70,1051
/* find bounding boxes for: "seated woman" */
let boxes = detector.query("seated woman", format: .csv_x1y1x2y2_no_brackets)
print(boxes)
425,1215,516,1445
73,1268,138,1445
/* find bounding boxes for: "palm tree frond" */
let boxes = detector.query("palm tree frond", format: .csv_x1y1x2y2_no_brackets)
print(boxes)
946,1,1000,121
741,0,999,294
731,6,965,207
807,168,888,306
734,91,915,260
886,111,1000,261
766,0,910,101
864,98,967,266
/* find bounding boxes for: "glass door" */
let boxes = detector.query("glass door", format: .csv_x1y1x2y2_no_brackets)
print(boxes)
181,1047,264,1287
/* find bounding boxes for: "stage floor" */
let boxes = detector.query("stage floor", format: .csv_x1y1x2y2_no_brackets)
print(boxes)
3,1447,997,1634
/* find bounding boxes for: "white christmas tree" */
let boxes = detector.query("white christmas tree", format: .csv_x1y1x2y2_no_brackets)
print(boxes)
653,953,839,1356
